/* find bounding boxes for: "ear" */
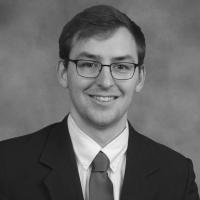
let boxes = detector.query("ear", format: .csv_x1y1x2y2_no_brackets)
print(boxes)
57,60,68,88
136,65,146,92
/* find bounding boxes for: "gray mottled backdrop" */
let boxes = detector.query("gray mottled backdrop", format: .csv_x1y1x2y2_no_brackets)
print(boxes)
0,0,200,190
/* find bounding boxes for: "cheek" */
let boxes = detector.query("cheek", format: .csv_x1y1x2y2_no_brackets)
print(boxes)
67,69,82,91
118,80,137,98
67,74,92,99
124,88,135,106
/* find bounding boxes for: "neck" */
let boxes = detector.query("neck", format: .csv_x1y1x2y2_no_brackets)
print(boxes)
70,113,127,147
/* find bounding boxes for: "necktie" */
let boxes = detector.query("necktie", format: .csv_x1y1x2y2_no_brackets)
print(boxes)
89,151,114,200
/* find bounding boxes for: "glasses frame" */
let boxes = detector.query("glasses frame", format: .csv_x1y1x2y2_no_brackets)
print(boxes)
65,59,141,80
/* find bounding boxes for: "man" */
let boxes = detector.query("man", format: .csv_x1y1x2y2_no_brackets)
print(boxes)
0,5,199,200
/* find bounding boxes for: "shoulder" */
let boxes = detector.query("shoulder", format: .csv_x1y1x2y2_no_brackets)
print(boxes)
128,123,191,170
0,121,62,158
127,125,199,199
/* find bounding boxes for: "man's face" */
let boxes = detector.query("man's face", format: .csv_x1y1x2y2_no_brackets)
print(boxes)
58,27,145,130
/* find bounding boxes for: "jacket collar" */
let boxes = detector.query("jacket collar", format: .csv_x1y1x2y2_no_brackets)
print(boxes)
39,116,84,200
120,123,160,200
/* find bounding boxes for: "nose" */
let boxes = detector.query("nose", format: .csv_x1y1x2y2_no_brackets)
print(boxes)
95,66,115,89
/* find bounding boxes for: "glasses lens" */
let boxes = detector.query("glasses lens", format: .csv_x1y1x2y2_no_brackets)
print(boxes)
111,63,136,79
77,60,100,78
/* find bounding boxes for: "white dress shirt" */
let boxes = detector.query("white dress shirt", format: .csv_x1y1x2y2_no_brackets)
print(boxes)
68,114,129,200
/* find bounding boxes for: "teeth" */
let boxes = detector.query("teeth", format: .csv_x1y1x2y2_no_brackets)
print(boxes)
93,96,115,102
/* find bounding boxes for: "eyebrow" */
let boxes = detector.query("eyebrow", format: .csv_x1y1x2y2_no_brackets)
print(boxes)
75,52,101,60
75,52,137,63
112,55,136,62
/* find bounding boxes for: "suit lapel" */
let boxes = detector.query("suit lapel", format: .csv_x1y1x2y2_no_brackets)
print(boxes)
120,124,160,200
37,117,160,200
39,116,84,200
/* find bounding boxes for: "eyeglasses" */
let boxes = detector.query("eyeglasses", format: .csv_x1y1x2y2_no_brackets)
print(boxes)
66,59,141,80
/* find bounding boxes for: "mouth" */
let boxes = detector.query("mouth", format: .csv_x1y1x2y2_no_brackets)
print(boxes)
88,95,118,103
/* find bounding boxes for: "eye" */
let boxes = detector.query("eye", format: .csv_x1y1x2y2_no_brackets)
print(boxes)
78,60,97,68
113,63,132,71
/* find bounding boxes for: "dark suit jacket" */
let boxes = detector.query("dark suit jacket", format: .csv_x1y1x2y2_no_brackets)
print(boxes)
0,116,199,200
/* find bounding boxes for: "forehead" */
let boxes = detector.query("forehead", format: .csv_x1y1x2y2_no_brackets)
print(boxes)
69,27,138,62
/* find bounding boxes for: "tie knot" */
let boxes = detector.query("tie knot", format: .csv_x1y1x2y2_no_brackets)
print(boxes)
92,151,110,172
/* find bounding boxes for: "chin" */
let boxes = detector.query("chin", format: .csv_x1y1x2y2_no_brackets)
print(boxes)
86,111,124,129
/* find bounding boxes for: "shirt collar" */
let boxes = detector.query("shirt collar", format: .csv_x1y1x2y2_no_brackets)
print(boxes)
68,114,129,172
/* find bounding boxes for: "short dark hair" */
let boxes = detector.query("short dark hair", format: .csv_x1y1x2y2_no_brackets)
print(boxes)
59,5,146,65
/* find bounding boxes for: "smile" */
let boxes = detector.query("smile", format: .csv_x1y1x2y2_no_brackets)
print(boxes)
89,95,117,103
